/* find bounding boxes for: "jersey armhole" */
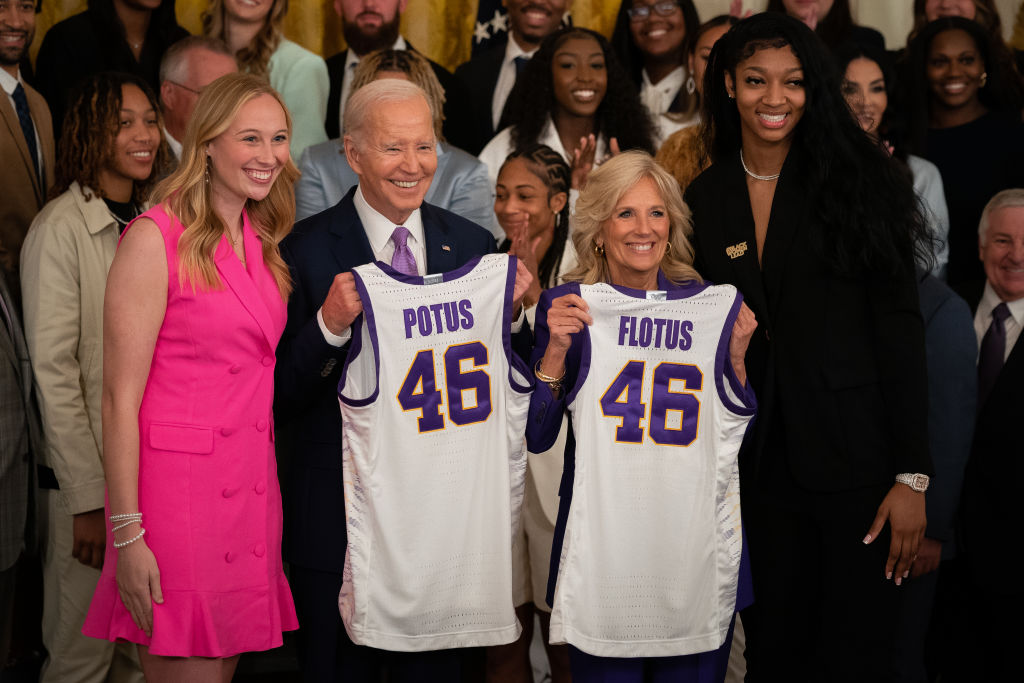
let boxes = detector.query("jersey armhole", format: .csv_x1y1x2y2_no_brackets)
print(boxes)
714,290,757,417
338,268,381,406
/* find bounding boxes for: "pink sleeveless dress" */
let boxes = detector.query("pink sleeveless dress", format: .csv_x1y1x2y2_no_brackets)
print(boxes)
83,204,298,656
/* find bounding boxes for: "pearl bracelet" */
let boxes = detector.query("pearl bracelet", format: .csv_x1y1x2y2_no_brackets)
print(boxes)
111,520,140,533
113,527,146,549
109,512,142,522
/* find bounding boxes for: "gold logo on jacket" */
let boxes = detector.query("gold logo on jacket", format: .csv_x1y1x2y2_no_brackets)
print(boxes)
726,242,749,259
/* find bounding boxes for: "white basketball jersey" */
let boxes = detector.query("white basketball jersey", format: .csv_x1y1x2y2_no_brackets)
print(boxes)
338,254,532,651
550,281,756,658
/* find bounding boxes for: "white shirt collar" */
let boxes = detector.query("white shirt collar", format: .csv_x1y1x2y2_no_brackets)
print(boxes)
164,126,182,160
0,67,23,96
353,185,425,260
503,34,534,67
979,281,1024,327
640,66,686,116
347,35,407,67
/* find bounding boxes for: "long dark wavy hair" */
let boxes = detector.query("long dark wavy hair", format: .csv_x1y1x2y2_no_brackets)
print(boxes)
52,72,170,204
903,16,1024,155
504,27,656,155
834,42,911,162
701,13,932,275
765,0,855,48
497,144,571,288
610,0,701,117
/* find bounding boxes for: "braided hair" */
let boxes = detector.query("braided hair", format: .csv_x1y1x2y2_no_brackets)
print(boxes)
498,144,571,288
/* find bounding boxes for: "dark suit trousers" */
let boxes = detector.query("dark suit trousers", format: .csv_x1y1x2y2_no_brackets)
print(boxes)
741,464,898,683
290,564,463,683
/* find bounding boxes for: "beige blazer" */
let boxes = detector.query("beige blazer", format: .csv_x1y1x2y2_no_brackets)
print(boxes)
21,182,119,515
1,80,55,297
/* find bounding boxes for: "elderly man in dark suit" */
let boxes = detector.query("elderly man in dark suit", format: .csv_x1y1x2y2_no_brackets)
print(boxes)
0,265,42,666
0,0,54,307
454,0,569,154
277,79,528,683
947,189,1024,682
325,0,472,151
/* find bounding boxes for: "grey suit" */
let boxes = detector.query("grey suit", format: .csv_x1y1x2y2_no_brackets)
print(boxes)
0,267,42,662
295,140,500,239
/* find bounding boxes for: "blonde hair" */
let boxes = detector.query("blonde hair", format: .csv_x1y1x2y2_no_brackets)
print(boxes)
152,72,297,298
203,0,287,79
347,49,447,139
566,151,702,287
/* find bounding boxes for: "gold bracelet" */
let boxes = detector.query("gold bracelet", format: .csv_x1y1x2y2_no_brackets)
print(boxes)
534,360,565,391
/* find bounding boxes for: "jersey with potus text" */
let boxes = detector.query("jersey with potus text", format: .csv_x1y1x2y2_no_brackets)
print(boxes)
337,253,532,651
550,281,756,658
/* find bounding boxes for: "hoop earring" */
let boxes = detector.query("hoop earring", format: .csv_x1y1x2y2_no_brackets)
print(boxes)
594,243,605,256
685,76,696,95
980,72,988,88
665,241,672,255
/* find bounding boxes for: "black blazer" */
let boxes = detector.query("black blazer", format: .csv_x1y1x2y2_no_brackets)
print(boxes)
453,40,506,155
958,282,1024,591
275,188,499,572
685,150,931,491
324,45,475,152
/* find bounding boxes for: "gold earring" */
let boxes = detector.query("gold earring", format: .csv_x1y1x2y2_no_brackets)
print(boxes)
594,243,605,256
666,242,672,255
980,72,988,87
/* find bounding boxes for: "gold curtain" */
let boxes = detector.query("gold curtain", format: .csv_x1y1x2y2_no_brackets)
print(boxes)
33,1,620,72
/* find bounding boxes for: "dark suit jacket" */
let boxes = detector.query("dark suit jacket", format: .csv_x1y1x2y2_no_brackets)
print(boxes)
958,281,1024,592
453,40,506,156
685,151,931,491
324,44,475,152
0,268,42,572
275,187,498,572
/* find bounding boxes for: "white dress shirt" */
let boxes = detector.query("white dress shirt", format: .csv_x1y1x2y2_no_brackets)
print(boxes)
317,185,425,346
164,126,182,160
338,35,407,136
492,37,535,131
639,66,686,116
974,282,1024,363
0,67,43,178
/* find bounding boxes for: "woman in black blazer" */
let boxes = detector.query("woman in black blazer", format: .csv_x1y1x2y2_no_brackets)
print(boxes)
685,14,934,683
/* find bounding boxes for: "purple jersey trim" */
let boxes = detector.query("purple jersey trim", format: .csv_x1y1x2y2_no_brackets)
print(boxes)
502,255,533,393
371,255,483,285
607,273,710,301
337,269,381,407
714,291,757,417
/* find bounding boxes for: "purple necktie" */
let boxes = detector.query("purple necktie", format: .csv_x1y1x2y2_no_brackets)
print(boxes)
390,226,418,276
977,302,1010,407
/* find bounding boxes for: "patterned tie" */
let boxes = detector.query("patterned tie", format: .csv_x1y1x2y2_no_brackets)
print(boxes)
390,226,418,276
977,301,1010,407
12,83,40,184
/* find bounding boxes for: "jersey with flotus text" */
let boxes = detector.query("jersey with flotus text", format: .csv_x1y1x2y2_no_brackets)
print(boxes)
338,254,531,651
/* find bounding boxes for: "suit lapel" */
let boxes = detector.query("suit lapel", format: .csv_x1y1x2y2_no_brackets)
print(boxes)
760,150,807,319
0,95,41,204
421,204,458,275
215,211,276,347
717,157,770,322
328,189,375,272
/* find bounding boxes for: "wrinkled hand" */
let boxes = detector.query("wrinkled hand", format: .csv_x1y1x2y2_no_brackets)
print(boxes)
570,135,598,190
321,272,363,335
910,536,942,578
508,224,543,308
540,293,592,380
512,257,534,314
728,302,756,385
863,484,927,586
116,539,163,637
72,508,107,569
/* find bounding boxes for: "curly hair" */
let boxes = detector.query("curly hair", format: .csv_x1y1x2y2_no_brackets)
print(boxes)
347,49,447,140
566,150,700,287
497,144,572,288
904,16,1024,155
52,72,170,204
610,0,701,119
203,0,287,79
152,73,297,298
504,27,656,156
908,0,1004,42
700,12,932,276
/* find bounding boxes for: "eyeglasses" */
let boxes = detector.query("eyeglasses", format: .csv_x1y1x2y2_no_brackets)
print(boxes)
166,80,202,96
627,1,681,22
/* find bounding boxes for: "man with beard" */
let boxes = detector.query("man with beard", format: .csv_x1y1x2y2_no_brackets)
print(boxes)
325,0,473,151
0,0,54,306
455,0,569,154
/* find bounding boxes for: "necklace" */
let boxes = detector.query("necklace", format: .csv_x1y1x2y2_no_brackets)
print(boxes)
740,150,781,181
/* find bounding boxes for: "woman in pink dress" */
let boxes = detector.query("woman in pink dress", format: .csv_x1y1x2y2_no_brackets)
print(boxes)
83,72,299,681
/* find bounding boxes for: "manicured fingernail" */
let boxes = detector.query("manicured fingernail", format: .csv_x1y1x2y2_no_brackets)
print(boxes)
863,535,872,544
895,577,902,586
886,571,892,580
